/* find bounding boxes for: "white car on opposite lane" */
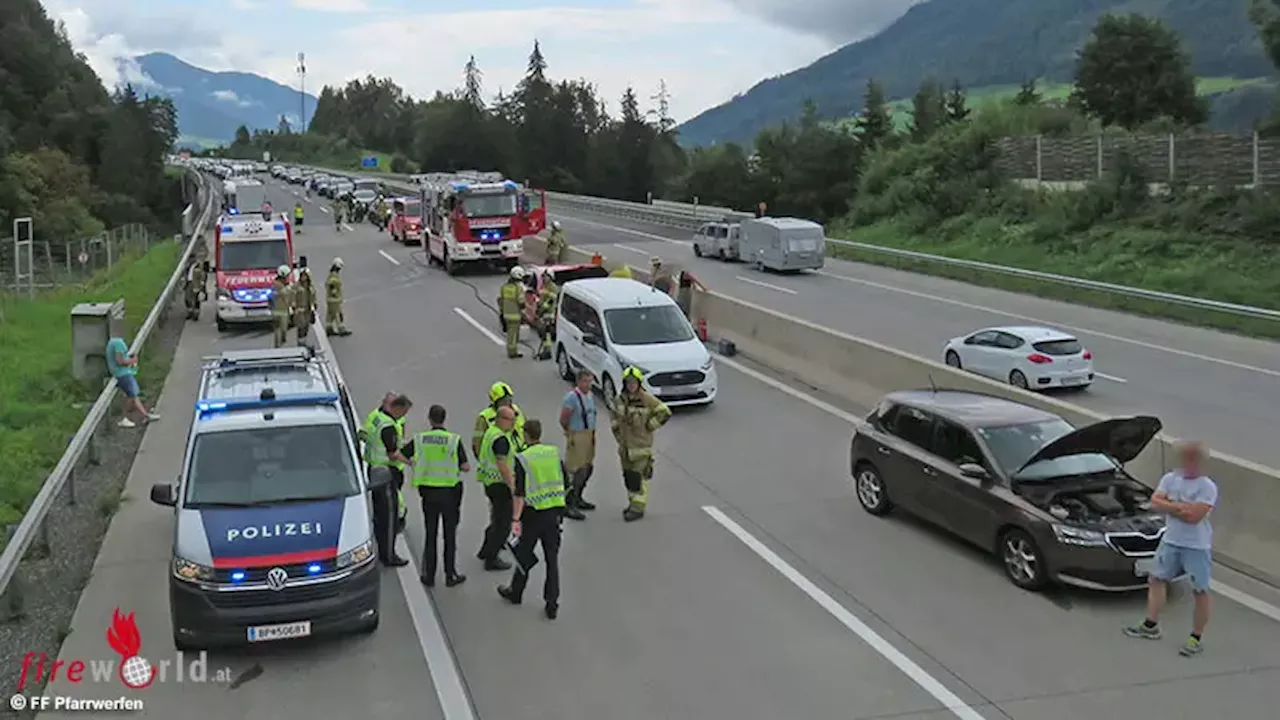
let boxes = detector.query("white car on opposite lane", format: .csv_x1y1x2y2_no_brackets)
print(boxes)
943,326,1094,391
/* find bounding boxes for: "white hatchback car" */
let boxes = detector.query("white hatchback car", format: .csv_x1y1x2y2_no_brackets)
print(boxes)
943,326,1094,391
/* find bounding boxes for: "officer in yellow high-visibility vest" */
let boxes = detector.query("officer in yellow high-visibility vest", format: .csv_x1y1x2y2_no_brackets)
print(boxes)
475,406,518,571
498,419,568,619
367,394,412,566
401,405,470,588
473,381,526,455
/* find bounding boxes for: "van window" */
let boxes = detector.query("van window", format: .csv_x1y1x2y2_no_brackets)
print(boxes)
604,305,694,345
787,229,822,252
562,294,602,335
185,425,359,506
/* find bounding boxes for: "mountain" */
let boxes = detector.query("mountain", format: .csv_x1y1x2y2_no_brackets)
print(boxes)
677,0,1276,146
129,53,318,146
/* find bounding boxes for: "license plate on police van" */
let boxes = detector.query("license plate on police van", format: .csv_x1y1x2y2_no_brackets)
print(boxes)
1134,558,1156,577
247,621,311,642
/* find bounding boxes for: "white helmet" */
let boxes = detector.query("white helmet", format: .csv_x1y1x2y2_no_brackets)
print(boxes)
300,267,311,277
332,257,344,269
277,265,291,277
510,266,526,280
552,221,561,230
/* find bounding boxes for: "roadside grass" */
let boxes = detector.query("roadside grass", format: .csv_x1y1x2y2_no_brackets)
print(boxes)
827,218,1280,340
0,240,184,526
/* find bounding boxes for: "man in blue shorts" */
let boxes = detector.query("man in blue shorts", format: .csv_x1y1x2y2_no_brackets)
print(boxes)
1124,441,1218,656
105,335,160,429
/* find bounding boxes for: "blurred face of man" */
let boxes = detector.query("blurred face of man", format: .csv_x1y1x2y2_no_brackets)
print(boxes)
576,373,592,393
496,407,515,431
624,377,640,394
1180,442,1203,476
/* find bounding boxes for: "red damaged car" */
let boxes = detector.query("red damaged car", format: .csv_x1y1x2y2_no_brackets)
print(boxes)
499,263,609,332
388,197,426,245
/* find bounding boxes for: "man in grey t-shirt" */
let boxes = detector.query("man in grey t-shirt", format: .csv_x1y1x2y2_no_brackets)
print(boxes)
1125,441,1218,656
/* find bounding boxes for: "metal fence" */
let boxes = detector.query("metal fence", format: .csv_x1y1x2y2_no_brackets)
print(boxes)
1,224,155,292
994,132,1280,187
0,172,216,617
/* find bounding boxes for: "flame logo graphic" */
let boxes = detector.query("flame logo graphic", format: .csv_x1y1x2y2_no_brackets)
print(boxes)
106,608,155,689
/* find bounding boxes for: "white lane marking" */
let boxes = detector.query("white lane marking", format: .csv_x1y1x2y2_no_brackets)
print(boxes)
702,505,989,720
713,350,1280,625
319,206,330,214
1095,372,1127,383
378,249,401,266
342,223,355,232
613,243,649,255
557,215,688,245
813,270,1280,379
453,307,504,346
736,276,798,295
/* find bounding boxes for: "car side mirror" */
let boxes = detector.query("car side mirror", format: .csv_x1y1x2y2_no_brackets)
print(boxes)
367,466,393,491
958,463,989,481
150,482,177,507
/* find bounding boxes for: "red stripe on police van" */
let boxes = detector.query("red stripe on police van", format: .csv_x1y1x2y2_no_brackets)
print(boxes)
212,548,336,568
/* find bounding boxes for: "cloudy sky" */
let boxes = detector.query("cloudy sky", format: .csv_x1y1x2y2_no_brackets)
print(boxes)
43,0,918,122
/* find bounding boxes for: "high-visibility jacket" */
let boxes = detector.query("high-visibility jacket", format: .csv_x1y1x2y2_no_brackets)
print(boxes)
412,429,462,487
516,443,566,511
477,424,514,486
477,404,526,449
367,412,395,467
294,206,303,221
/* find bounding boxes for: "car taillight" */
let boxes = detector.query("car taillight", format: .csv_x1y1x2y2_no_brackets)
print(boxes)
1081,350,1092,360
1027,353,1053,364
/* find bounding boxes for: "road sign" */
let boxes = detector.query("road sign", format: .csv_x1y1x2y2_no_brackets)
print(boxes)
263,151,272,163
78,251,89,265
361,156,378,168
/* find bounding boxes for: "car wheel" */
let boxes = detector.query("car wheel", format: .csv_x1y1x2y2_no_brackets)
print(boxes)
853,462,893,516
1009,370,1029,390
216,317,227,332
1000,528,1048,591
444,249,458,275
945,350,962,369
557,346,574,381
718,248,727,261
601,375,617,411
357,614,380,635
693,244,702,257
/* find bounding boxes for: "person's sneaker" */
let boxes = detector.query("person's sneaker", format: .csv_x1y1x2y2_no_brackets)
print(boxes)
117,417,137,428
146,411,161,421
1123,622,1162,640
1179,637,1204,656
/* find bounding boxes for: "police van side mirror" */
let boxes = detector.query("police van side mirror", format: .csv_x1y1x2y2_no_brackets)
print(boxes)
367,467,393,491
150,482,177,507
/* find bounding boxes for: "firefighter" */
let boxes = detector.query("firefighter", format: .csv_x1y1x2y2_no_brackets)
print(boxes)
293,267,316,345
611,366,671,522
650,256,674,294
183,259,208,321
375,198,390,231
499,266,526,359
545,221,567,265
331,196,343,230
534,270,558,361
473,382,527,456
269,265,294,348
325,258,351,336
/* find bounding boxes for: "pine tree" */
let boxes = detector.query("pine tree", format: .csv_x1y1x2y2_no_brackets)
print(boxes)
854,79,893,147
1014,78,1041,106
649,80,675,134
462,55,483,108
944,80,970,122
909,78,945,141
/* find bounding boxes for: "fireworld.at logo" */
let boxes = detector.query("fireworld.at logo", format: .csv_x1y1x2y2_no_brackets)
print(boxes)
107,609,153,689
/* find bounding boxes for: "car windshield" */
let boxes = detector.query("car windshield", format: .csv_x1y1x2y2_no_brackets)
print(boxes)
604,305,695,346
401,201,422,216
219,239,289,272
355,180,378,192
462,192,516,218
977,419,1117,481
354,190,376,200
185,425,359,507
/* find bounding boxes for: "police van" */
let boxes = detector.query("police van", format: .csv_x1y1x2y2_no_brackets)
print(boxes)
150,347,386,650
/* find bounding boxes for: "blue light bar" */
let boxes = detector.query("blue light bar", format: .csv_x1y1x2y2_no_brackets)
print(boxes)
228,207,239,215
273,223,285,231
196,391,340,415
221,225,233,234
503,180,517,189
230,571,246,582
307,564,323,574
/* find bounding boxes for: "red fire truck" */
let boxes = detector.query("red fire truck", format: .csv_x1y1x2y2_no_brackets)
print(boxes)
212,210,295,331
421,174,547,274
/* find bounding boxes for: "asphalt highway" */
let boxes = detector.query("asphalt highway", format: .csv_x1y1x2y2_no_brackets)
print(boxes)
33,180,1280,719
549,209,1280,470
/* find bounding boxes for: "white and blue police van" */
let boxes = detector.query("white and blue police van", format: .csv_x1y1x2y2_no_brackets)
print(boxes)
150,347,388,650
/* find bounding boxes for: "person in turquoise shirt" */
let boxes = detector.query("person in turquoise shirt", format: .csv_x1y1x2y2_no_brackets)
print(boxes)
105,336,159,428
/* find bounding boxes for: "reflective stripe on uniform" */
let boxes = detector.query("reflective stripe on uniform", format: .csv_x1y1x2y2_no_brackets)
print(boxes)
477,424,512,486
412,429,462,487
517,444,566,510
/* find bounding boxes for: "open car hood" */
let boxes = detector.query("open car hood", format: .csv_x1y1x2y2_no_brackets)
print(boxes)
1016,416,1162,474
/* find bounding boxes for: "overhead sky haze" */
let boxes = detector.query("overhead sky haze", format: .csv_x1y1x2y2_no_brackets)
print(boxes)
42,0,919,123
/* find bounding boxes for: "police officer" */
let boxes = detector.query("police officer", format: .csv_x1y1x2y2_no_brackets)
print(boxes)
611,366,671,521
269,265,294,348
545,221,567,264
183,259,208,321
293,202,304,235
499,266,526,358
368,394,412,566
497,419,568,619
476,406,518,571
402,405,469,588
361,392,395,455
325,258,351,336
293,267,316,345
473,381,526,456
534,270,558,361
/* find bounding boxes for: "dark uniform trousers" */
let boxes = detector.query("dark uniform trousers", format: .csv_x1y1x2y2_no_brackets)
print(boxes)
419,484,463,578
509,508,563,604
479,483,513,561
370,466,404,562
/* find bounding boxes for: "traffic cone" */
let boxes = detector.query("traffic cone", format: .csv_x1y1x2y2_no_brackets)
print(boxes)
697,318,708,342
591,252,603,266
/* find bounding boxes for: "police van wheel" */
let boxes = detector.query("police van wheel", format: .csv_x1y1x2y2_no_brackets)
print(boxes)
358,615,380,635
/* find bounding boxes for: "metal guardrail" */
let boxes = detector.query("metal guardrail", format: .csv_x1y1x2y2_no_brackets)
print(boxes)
280,163,1280,321
0,171,218,615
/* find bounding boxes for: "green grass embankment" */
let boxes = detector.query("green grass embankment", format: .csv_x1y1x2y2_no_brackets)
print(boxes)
0,240,184,524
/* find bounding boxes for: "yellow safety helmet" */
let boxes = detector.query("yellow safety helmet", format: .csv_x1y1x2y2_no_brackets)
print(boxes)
622,366,645,384
489,381,514,403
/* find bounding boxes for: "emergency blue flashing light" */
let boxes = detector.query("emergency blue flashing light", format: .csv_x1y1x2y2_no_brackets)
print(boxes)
307,564,323,574
273,223,285,231
221,226,233,234
195,391,340,416
230,571,246,582
228,208,239,215
502,180,518,189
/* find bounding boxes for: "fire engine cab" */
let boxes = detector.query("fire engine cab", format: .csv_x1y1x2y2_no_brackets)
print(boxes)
420,172,547,274
212,209,296,331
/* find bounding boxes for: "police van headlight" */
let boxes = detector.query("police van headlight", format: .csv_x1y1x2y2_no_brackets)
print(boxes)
172,557,215,583
335,539,375,569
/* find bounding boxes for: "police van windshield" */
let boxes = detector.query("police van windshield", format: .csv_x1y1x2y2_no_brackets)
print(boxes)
604,305,694,346
219,239,289,272
185,424,359,507
462,192,516,218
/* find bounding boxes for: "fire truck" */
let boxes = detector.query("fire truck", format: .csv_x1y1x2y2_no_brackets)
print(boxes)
212,208,296,331
420,171,547,274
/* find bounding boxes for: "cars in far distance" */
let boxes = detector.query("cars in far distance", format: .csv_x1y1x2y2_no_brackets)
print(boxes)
850,389,1169,592
943,325,1094,391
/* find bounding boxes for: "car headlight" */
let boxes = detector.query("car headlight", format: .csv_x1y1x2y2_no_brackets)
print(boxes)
700,358,713,371
1052,524,1107,547
172,556,215,583
335,539,375,569
216,288,230,300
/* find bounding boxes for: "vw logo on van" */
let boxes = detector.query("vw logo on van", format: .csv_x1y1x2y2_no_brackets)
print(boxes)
266,567,288,591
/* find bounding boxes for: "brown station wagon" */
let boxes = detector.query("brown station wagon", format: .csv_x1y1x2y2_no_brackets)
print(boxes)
850,390,1168,592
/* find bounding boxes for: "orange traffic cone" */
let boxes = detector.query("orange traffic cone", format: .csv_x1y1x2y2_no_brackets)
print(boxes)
591,252,603,266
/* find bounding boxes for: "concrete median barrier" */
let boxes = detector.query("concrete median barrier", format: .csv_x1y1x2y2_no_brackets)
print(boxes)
520,235,1280,587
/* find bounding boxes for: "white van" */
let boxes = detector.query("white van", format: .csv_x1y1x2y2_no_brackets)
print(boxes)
554,278,717,406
